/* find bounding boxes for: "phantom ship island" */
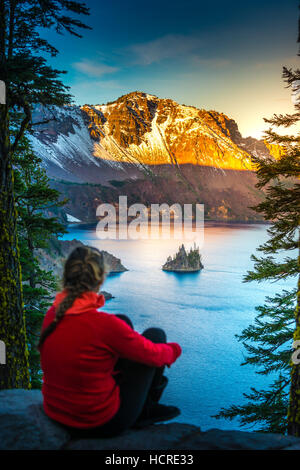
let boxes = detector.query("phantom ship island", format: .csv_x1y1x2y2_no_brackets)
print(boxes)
162,244,204,272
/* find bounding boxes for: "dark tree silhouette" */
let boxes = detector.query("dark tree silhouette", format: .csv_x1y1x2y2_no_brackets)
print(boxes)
0,0,90,389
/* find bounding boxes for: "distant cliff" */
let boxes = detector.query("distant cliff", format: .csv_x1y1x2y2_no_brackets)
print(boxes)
49,167,266,223
36,238,127,294
162,244,204,272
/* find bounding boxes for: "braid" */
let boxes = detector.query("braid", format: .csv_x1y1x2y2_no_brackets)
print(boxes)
38,245,106,350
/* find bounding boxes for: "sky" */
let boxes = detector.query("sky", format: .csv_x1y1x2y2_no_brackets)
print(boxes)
42,0,299,139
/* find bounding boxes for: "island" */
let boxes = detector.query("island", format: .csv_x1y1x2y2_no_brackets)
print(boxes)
162,244,203,272
100,291,115,301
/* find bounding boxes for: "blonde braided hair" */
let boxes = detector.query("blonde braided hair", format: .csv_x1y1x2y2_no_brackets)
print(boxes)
38,245,106,349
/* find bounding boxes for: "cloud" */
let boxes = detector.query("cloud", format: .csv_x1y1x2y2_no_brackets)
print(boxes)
125,34,203,65
73,59,119,77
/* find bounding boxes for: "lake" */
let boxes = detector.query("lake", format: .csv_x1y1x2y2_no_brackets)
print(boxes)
61,222,293,431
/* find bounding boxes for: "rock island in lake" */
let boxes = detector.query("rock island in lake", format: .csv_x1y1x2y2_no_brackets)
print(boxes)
162,244,203,272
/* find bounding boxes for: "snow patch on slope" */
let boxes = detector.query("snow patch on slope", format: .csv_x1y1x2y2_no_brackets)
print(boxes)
30,106,125,173
66,213,81,223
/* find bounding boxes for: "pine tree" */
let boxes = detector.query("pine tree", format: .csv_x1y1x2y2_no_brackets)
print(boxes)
0,1,90,388
13,134,67,388
213,66,300,434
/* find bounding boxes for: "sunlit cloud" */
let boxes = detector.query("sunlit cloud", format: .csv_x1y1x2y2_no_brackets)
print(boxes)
125,34,203,65
73,59,119,77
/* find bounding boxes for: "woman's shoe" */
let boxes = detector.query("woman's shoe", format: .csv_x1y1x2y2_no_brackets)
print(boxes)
133,403,181,429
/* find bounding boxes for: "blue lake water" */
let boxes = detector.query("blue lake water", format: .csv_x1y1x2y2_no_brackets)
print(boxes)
61,222,294,431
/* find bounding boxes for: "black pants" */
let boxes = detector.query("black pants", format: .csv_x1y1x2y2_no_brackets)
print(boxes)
63,315,166,439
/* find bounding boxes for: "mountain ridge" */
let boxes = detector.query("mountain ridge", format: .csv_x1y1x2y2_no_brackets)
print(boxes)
30,90,278,184
81,91,275,170
29,91,279,222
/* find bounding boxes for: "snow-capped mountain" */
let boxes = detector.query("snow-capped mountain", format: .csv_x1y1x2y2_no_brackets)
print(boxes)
30,91,275,184
30,104,140,184
30,91,279,222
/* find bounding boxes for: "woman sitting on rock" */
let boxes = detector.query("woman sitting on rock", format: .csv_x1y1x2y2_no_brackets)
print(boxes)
38,245,182,438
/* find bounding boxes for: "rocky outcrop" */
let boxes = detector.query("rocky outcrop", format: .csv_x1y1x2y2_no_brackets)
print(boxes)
37,238,127,280
162,245,204,272
100,291,115,301
1,389,300,450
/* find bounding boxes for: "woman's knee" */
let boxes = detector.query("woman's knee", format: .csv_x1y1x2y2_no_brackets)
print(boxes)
115,314,134,329
142,327,166,344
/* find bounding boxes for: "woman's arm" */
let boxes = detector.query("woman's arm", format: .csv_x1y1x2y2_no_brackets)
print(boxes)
101,314,182,368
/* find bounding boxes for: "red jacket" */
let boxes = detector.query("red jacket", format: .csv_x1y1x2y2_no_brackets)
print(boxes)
40,290,182,429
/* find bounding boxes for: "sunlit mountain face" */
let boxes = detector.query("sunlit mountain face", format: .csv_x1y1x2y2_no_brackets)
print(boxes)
31,91,279,177
29,91,282,223
82,91,281,170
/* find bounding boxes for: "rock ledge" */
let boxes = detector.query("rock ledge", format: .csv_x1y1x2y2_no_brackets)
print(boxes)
1,390,300,450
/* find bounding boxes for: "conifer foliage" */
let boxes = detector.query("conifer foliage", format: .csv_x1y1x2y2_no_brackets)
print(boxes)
14,135,66,388
214,66,300,434
0,1,90,389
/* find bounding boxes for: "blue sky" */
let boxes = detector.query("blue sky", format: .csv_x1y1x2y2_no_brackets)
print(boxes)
43,0,299,138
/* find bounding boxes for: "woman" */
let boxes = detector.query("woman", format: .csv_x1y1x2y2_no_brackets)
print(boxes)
39,245,182,438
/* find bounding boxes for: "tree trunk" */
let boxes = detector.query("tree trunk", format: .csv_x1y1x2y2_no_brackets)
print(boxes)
0,106,30,389
287,236,300,435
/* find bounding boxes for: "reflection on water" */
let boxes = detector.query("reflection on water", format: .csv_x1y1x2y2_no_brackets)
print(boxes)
61,222,293,431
